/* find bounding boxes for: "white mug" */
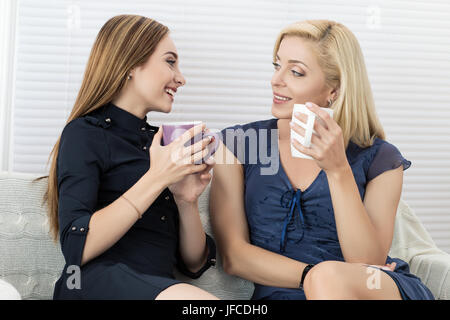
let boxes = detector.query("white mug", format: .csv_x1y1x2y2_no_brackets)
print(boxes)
291,104,334,159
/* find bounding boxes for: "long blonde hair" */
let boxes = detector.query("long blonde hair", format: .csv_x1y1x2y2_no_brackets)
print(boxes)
273,20,385,148
34,15,169,242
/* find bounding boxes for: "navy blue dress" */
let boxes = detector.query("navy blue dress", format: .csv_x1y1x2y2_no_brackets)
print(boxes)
53,102,216,300
220,118,434,300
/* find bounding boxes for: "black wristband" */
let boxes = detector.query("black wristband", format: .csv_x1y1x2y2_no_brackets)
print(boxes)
299,264,315,290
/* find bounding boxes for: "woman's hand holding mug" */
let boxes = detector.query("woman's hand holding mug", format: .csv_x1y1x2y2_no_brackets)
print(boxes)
147,123,216,203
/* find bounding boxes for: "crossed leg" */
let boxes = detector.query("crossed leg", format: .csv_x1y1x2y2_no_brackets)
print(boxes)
157,260,402,300
155,283,220,300
303,260,402,300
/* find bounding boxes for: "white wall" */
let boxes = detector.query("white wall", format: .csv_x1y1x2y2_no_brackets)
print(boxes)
1,0,450,253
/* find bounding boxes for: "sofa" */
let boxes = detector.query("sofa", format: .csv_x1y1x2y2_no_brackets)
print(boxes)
0,171,449,300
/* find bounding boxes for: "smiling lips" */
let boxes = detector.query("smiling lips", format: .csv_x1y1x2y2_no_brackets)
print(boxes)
165,87,176,101
273,92,292,104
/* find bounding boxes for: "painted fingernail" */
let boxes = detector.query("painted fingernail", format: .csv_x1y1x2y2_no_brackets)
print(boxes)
306,102,312,108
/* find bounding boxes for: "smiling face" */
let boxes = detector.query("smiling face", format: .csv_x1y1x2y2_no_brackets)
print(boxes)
130,34,186,113
271,36,335,119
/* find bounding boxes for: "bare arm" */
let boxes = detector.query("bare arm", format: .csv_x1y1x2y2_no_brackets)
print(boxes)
167,132,216,274
210,142,309,288
363,166,403,258
326,165,403,265
176,200,208,273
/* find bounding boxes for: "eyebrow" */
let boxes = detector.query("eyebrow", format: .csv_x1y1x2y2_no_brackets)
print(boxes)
276,55,309,69
164,51,178,59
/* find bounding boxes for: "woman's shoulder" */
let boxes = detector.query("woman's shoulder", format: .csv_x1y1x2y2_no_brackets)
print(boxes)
371,138,403,157
59,113,110,159
62,110,110,139
348,138,411,180
58,115,110,171
362,138,404,161
368,138,411,178
219,118,277,164
348,137,397,159
219,118,278,147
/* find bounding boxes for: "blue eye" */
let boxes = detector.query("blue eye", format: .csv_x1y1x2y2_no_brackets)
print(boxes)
292,70,304,77
167,60,176,66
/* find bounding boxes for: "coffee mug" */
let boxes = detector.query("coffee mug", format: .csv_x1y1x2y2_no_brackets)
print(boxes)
161,121,219,164
291,104,334,159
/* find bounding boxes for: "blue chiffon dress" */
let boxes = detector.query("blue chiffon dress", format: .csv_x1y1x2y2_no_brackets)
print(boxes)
220,118,434,300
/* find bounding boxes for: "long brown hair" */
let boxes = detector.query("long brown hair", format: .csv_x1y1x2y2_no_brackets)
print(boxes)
34,15,169,242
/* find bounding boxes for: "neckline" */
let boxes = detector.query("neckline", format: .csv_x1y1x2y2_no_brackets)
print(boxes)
272,118,323,193
102,102,158,133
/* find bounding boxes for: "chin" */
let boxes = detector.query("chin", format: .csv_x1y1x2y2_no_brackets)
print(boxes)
271,104,292,119
163,104,172,113
153,103,172,113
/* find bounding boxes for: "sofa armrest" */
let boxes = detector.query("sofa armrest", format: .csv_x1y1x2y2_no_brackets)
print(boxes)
410,253,450,300
0,279,22,300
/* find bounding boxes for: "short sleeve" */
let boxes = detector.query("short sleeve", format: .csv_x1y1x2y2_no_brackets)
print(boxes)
176,233,216,279
367,141,411,182
57,119,108,267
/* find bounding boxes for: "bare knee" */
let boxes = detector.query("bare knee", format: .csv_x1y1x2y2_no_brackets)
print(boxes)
155,283,219,300
303,261,356,300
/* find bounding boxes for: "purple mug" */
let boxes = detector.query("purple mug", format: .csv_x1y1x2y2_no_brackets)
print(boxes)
161,121,219,164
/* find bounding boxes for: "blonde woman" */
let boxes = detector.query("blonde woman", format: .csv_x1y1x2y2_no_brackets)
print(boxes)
210,20,434,300
35,15,219,300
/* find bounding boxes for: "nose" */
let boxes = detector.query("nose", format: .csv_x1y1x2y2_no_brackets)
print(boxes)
271,69,285,88
175,72,186,87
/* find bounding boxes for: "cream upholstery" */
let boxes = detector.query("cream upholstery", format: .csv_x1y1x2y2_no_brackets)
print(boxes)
0,171,449,299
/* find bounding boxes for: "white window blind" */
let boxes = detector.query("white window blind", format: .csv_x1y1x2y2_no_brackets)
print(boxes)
7,0,450,253
0,0,17,172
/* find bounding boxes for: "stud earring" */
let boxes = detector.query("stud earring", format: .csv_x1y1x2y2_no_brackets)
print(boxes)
127,74,132,80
